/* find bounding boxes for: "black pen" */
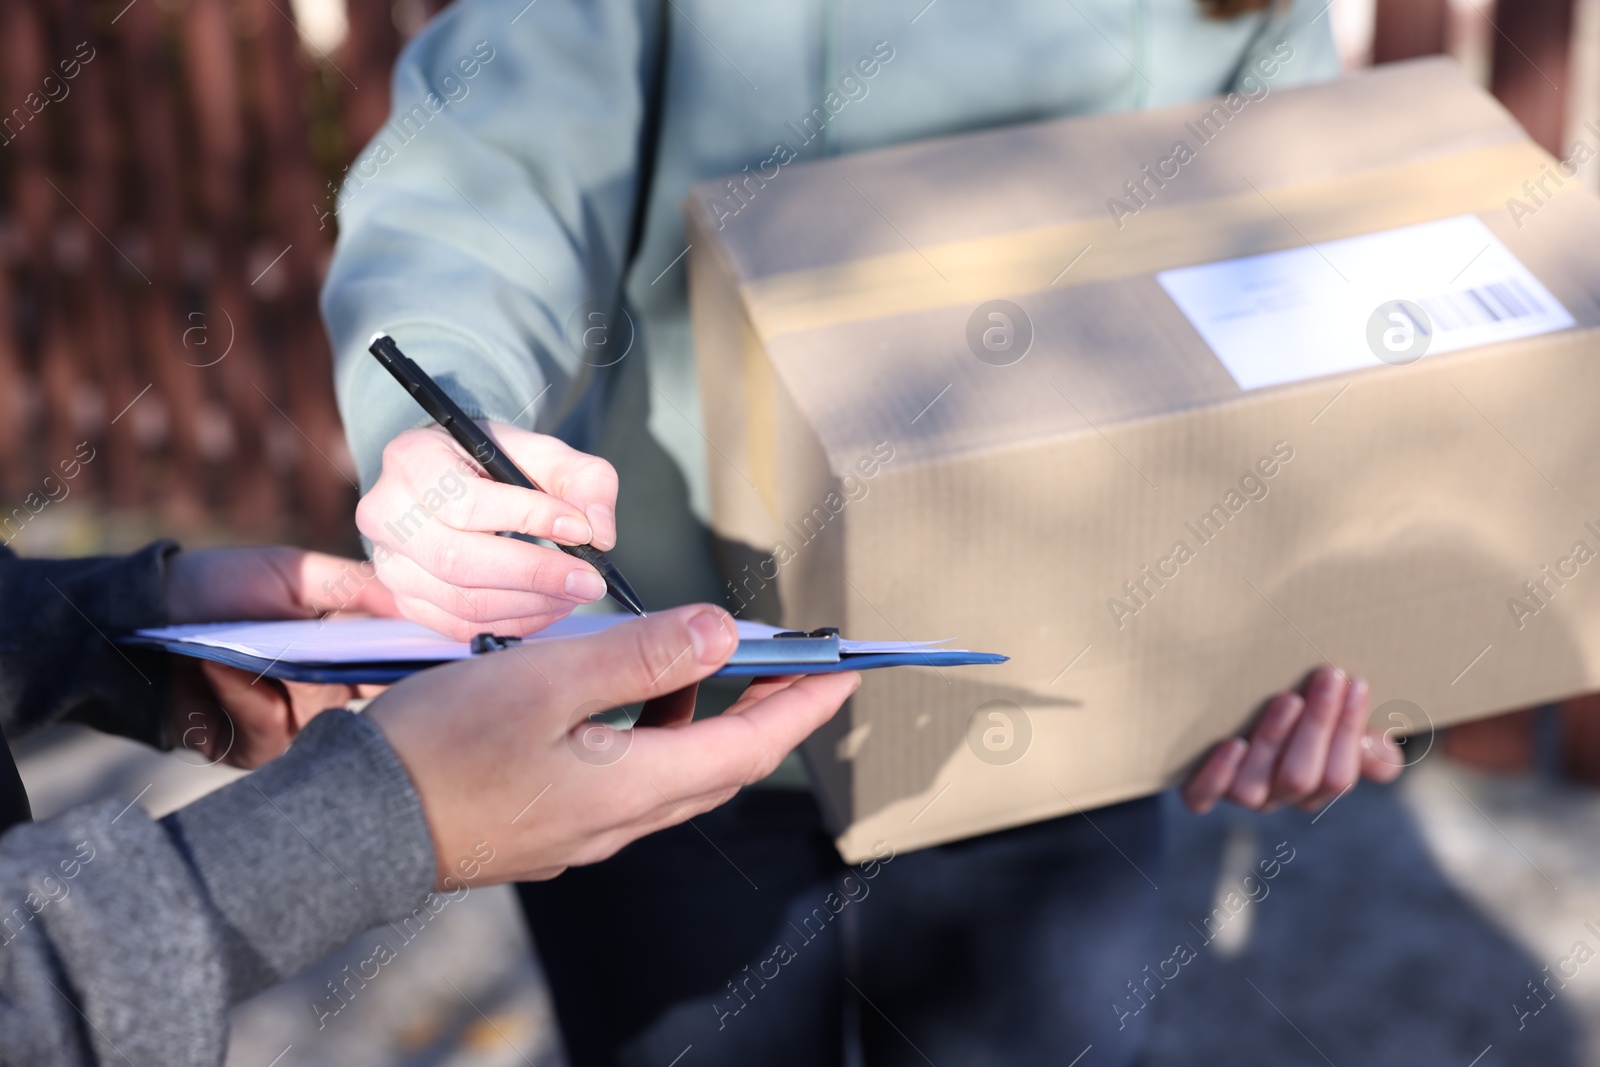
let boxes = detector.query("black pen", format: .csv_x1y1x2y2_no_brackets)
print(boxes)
368,332,648,617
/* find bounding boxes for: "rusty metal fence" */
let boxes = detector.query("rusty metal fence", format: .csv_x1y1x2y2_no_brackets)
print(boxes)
0,0,442,551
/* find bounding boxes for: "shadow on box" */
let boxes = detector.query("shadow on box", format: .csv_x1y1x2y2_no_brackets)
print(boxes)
715,508,1595,838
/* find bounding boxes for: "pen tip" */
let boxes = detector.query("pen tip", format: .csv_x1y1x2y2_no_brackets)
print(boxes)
369,331,390,346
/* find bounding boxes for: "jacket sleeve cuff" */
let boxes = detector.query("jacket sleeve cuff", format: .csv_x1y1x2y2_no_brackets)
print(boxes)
1,539,180,748
69,539,179,747
159,709,438,1003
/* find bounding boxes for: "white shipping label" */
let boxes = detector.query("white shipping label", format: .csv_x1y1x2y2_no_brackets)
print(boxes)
1155,215,1574,391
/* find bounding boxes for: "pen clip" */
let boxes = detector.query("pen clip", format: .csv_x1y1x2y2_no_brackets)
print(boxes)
470,633,523,655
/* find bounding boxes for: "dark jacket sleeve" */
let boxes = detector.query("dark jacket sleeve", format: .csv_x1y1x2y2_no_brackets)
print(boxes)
0,709,437,1066
0,540,179,749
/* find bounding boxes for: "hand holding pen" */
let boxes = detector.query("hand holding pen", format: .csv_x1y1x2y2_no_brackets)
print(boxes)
352,334,645,640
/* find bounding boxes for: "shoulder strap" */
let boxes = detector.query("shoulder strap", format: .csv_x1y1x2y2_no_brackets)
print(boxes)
621,0,671,287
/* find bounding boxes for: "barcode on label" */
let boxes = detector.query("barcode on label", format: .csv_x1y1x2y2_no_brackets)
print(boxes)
1418,279,1545,333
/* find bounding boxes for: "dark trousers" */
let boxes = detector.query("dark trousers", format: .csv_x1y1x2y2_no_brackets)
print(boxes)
516,789,1162,1067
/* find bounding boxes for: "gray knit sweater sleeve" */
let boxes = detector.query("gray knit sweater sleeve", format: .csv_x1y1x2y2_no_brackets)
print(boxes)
0,709,436,1066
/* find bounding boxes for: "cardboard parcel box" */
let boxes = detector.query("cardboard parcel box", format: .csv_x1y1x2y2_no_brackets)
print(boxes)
683,58,1600,861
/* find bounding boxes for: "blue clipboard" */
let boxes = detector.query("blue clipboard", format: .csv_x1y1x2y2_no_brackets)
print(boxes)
118,618,1007,685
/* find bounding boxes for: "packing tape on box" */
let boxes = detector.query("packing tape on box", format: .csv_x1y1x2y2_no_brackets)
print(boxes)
736,139,1554,343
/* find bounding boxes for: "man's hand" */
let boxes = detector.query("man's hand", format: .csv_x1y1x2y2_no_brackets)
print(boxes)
1182,666,1404,815
366,604,860,887
355,423,621,641
164,546,396,768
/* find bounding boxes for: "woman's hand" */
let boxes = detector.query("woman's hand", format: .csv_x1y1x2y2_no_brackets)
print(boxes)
164,544,397,624
164,546,396,768
1182,666,1404,814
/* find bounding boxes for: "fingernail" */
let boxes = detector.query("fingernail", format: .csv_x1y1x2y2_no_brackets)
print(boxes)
587,504,615,550
564,568,606,602
1349,677,1369,705
689,608,735,664
552,516,591,544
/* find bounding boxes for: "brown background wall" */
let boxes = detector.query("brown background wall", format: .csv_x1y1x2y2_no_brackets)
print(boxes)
0,0,449,554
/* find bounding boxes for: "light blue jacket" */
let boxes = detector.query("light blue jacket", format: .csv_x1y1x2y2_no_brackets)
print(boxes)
322,0,1339,609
